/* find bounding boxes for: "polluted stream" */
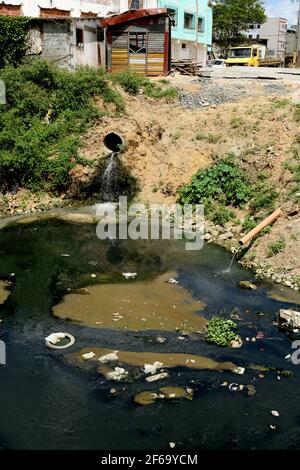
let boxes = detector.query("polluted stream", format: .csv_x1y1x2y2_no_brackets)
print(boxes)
0,218,300,450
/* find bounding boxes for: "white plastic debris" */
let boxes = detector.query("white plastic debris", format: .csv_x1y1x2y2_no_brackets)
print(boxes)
106,367,128,382
233,366,245,375
271,410,280,417
229,383,240,392
156,336,167,344
168,278,179,284
285,354,292,360
122,272,137,280
99,351,119,363
169,442,176,449
61,253,70,257
270,425,277,431
45,332,65,345
45,332,75,350
146,372,169,383
143,361,163,375
82,352,96,361
91,274,97,278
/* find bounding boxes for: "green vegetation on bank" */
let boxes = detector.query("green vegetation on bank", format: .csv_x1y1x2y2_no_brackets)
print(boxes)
0,61,177,195
0,61,124,192
178,154,282,228
111,70,178,100
178,155,252,225
0,16,30,69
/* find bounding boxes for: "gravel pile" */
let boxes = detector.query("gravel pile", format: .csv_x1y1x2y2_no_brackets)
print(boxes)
180,83,247,108
180,80,287,109
263,83,287,95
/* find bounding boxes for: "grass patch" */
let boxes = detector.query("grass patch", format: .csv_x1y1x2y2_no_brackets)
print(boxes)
195,131,220,144
294,105,300,122
170,131,181,143
209,203,235,226
273,98,290,109
111,70,178,101
250,183,278,212
230,116,244,129
267,238,286,257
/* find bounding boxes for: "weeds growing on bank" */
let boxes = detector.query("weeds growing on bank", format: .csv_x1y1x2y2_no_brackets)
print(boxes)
0,63,177,194
267,238,286,257
0,60,125,192
111,70,178,100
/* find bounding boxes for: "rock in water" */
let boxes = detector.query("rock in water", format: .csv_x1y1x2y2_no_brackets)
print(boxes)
134,391,158,405
82,352,96,361
146,372,169,383
106,367,128,382
239,281,257,290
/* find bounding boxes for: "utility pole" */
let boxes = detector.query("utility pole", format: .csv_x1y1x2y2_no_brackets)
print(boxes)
293,0,300,67
195,0,199,65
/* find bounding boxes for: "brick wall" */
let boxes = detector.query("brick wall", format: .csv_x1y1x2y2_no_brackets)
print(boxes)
0,3,22,16
40,8,71,18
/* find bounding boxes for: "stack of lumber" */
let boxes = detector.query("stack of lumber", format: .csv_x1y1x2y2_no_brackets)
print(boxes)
171,59,203,76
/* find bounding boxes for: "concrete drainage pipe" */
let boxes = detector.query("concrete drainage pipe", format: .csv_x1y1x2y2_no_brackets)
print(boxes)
103,132,124,153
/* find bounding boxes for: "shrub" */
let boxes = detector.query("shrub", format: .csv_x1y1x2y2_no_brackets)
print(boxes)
230,116,244,128
211,204,235,226
111,70,178,100
178,155,252,208
205,317,237,347
195,131,220,143
267,238,286,257
143,83,178,100
250,183,278,212
0,16,30,68
110,70,147,95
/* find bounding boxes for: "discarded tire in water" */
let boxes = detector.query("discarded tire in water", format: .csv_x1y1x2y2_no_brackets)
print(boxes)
45,332,75,350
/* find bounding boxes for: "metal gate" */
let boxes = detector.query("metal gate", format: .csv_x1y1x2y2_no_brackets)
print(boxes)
111,33,129,72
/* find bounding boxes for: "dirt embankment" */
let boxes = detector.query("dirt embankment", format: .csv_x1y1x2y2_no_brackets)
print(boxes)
81,75,300,289
1,74,299,289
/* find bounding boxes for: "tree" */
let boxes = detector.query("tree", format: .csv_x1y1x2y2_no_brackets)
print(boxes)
212,0,266,54
0,16,30,69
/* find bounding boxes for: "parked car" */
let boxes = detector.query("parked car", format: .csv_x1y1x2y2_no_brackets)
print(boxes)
212,59,226,68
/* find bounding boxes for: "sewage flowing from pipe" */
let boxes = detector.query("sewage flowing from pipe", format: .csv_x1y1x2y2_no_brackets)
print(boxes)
101,153,118,201
223,251,237,274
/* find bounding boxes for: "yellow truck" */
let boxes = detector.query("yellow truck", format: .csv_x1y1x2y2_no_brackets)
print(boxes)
226,45,283,67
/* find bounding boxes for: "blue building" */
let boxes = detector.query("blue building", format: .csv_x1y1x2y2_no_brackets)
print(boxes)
120,1,213,64
158,0,213,63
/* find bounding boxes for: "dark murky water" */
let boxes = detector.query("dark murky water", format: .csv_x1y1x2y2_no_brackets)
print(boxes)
0,219,300,450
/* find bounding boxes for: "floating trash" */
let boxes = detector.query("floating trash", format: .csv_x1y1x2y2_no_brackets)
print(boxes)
122,273,137,280
82,352,96,361
45,332,75,350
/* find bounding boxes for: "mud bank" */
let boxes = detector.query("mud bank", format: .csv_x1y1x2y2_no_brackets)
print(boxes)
53,272,206,333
